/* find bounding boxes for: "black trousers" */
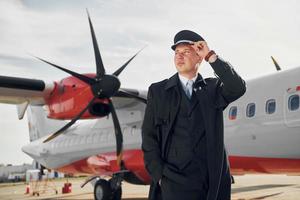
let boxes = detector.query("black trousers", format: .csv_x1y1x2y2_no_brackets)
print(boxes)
161,176,208,200
160,160,209,200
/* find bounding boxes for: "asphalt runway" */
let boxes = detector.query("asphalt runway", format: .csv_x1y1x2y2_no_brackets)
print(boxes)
0,174,299,200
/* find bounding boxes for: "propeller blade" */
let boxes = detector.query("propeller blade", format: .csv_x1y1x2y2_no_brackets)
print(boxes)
43,96,98,143
86,9,105,78
117,89,147,104
113,46,146,77
108,99,123,166
34,56,95,85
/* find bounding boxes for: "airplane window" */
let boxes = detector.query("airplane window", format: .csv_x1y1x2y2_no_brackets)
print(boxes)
288,94,299,111
246,103,255,117
229,106,237,120
266,99,276,114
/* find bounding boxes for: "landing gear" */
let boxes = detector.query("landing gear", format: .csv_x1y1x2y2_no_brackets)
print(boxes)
109,175,122,200
93,177,122,200
111,185,122,200
94,179,111,200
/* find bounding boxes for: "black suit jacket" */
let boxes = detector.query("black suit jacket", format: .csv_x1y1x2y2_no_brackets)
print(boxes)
142,57,246,200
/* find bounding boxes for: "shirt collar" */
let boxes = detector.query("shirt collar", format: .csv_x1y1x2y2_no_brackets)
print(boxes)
178,73,198,87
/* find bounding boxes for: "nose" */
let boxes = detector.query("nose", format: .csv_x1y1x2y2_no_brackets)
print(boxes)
175,52,184,59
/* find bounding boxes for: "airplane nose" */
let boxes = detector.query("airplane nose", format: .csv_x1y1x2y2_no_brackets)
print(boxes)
22,142,41,158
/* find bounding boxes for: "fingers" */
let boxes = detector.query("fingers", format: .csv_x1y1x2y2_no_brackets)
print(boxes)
191,41,210,59
192,41,207,51
191,44,199,53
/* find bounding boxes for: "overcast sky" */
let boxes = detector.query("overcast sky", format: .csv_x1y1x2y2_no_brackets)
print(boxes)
0,0,299,165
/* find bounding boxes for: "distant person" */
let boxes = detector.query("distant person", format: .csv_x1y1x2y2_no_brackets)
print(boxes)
142,30,246,200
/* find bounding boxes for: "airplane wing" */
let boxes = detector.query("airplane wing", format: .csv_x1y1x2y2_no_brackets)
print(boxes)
0,75,55,105
0,75,55,119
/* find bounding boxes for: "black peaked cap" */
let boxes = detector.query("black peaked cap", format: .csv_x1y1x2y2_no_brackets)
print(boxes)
171,30,205,50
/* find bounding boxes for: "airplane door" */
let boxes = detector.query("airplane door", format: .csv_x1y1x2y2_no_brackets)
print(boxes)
284,88,300,127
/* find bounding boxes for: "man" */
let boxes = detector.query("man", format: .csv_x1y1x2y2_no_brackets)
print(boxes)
142,30,246,200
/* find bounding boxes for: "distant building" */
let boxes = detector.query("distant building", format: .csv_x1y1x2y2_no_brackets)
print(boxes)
0,164,33,182
26,169,64,182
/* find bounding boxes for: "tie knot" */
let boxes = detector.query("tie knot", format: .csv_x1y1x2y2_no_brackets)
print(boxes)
186,80,193,88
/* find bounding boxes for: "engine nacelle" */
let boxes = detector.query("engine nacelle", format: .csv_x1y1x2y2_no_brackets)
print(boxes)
45,74,111,120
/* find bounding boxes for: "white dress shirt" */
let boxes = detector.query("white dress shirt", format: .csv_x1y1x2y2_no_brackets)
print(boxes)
178,73,198,98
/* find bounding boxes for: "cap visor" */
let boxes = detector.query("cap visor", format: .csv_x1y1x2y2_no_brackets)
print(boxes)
171,41,194,50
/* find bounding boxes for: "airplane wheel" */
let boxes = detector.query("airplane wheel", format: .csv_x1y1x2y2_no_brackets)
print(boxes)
112,186,122,200
94,179,112,200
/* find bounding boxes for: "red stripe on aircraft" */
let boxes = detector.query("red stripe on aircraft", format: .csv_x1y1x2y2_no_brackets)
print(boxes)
229,155,300,175
55,150,300,184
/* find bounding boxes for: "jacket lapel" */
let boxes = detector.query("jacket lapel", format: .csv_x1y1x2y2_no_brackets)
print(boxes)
162,73,181,156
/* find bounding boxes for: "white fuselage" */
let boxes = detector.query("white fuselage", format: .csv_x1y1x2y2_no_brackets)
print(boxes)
22,67,300,172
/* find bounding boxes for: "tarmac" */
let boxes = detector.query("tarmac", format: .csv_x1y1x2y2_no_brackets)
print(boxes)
0,174,299,200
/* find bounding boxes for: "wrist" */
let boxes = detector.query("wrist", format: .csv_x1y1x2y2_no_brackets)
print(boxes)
208,53,217,63
205,50,216,62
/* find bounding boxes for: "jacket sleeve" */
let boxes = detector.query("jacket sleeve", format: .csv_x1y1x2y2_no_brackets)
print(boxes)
141,85,164,183
210,57,246,109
